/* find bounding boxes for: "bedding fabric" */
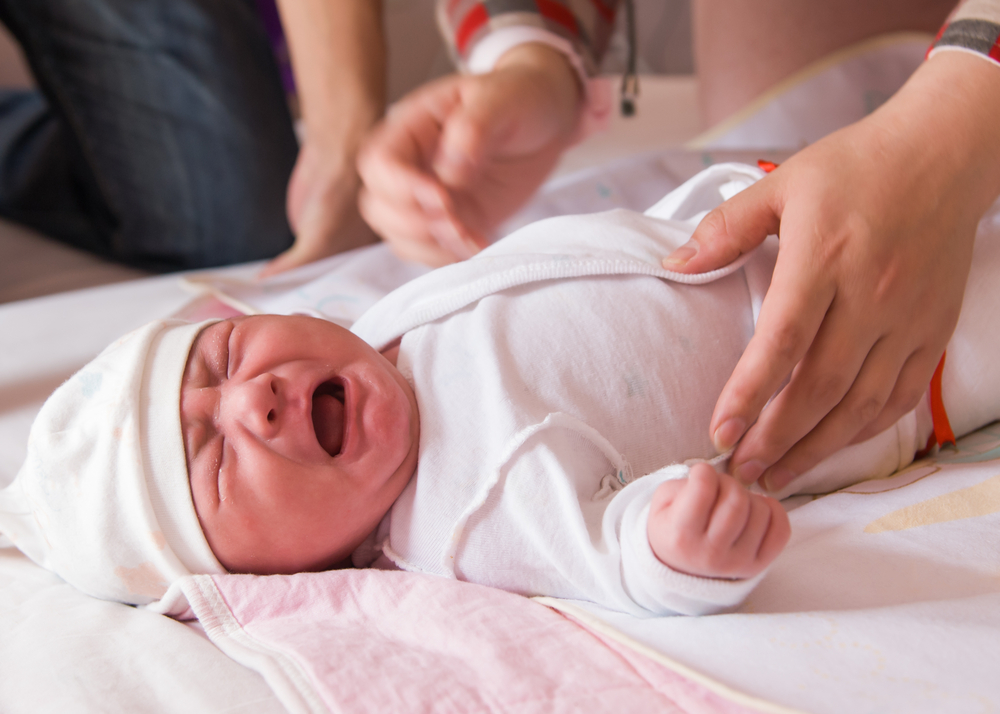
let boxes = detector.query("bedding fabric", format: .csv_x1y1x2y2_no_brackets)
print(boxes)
548,422,1000,714
178,567,764,714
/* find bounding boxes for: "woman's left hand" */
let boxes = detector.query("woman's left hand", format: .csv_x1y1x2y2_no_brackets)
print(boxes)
260,138,378,277
663,51,1000,493
261,0,385,277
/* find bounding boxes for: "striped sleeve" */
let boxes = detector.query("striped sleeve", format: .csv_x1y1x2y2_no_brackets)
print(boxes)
436,0,620,76
928,0,1000,67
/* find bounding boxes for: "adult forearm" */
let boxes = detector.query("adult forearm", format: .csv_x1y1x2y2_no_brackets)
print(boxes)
881,49,1000,222
260,0,385,276
275,0,386,145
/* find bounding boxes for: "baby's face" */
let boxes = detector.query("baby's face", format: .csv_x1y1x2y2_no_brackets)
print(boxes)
180,315,419,574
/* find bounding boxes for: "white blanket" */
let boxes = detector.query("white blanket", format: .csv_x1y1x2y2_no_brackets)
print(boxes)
546,425,1000,713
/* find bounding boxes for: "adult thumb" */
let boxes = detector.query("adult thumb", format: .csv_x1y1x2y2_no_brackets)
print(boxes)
662,179,782,273
432,76,530,188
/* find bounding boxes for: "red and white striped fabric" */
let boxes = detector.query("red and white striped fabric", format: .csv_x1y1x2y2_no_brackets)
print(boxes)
928,0,1000,67
437,0,619,75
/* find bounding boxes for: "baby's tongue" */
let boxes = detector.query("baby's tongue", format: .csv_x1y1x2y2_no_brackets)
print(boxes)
312,392,345,457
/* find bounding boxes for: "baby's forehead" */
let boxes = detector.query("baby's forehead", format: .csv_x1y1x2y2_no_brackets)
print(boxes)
184,320,232,376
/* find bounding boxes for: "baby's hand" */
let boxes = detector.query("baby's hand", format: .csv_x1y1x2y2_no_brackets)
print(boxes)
647,464,790,580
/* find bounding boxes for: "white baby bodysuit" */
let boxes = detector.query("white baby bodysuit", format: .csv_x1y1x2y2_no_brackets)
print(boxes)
350,164,938,616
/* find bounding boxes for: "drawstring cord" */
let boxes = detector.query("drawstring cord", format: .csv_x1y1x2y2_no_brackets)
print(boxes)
620,0,638,116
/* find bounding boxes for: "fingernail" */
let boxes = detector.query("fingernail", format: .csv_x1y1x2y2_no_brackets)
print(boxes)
763,467,797,493
734,460,765,485
713,417,746,452
662,240,698,268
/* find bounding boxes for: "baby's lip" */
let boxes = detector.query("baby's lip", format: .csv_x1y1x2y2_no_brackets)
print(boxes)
338,377,357,459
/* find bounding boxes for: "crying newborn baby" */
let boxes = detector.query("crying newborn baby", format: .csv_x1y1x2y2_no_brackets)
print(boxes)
4,164,997,618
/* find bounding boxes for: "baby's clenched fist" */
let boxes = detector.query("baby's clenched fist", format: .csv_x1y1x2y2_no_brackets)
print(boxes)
647,464,790,580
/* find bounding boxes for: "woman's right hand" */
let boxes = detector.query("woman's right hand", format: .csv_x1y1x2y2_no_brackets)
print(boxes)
357,43,583,266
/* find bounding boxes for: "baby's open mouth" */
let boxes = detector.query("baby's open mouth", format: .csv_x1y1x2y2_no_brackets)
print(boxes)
312,381,346,457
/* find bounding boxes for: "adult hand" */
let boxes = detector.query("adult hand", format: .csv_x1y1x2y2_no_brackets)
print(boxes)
260,139,377,278
357,42,583,266
663,51,1000,493
263,0,385,277
647,465,790,579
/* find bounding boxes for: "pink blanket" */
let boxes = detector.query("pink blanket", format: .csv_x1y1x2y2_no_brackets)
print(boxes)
179,569,758,714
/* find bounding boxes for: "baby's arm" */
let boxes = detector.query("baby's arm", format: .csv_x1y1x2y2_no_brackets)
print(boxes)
647,464,790,580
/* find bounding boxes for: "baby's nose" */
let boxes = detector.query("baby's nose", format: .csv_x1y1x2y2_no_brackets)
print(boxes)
224,374,280,438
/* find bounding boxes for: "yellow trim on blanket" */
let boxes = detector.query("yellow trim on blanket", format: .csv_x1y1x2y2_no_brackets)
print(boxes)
686,31,935,150
534,596,807,714
865,472,1000,533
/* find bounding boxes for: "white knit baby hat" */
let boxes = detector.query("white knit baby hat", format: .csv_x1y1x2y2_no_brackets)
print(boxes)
0,319,225,611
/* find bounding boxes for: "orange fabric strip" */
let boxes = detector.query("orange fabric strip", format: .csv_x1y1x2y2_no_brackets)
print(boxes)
929,351,956,448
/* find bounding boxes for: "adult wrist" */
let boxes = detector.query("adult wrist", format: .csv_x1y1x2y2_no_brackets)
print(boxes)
494,42,582,97
300,95,382,158
873,50,1000,216
494,42,612,144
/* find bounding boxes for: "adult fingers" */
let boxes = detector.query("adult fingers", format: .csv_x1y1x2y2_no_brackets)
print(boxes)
730,294,893,485
360,175,484,264
261,239,339,278
358,134,448,221
753,335,913,491
382,78,464,166
261,199,377,278
662,176,782,273
712,241,837,457
361,185,481,262
358,188,460,266
358,80,463,217
850,345,943,445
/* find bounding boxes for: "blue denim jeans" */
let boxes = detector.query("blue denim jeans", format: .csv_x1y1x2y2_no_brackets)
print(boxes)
0,0,297,270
